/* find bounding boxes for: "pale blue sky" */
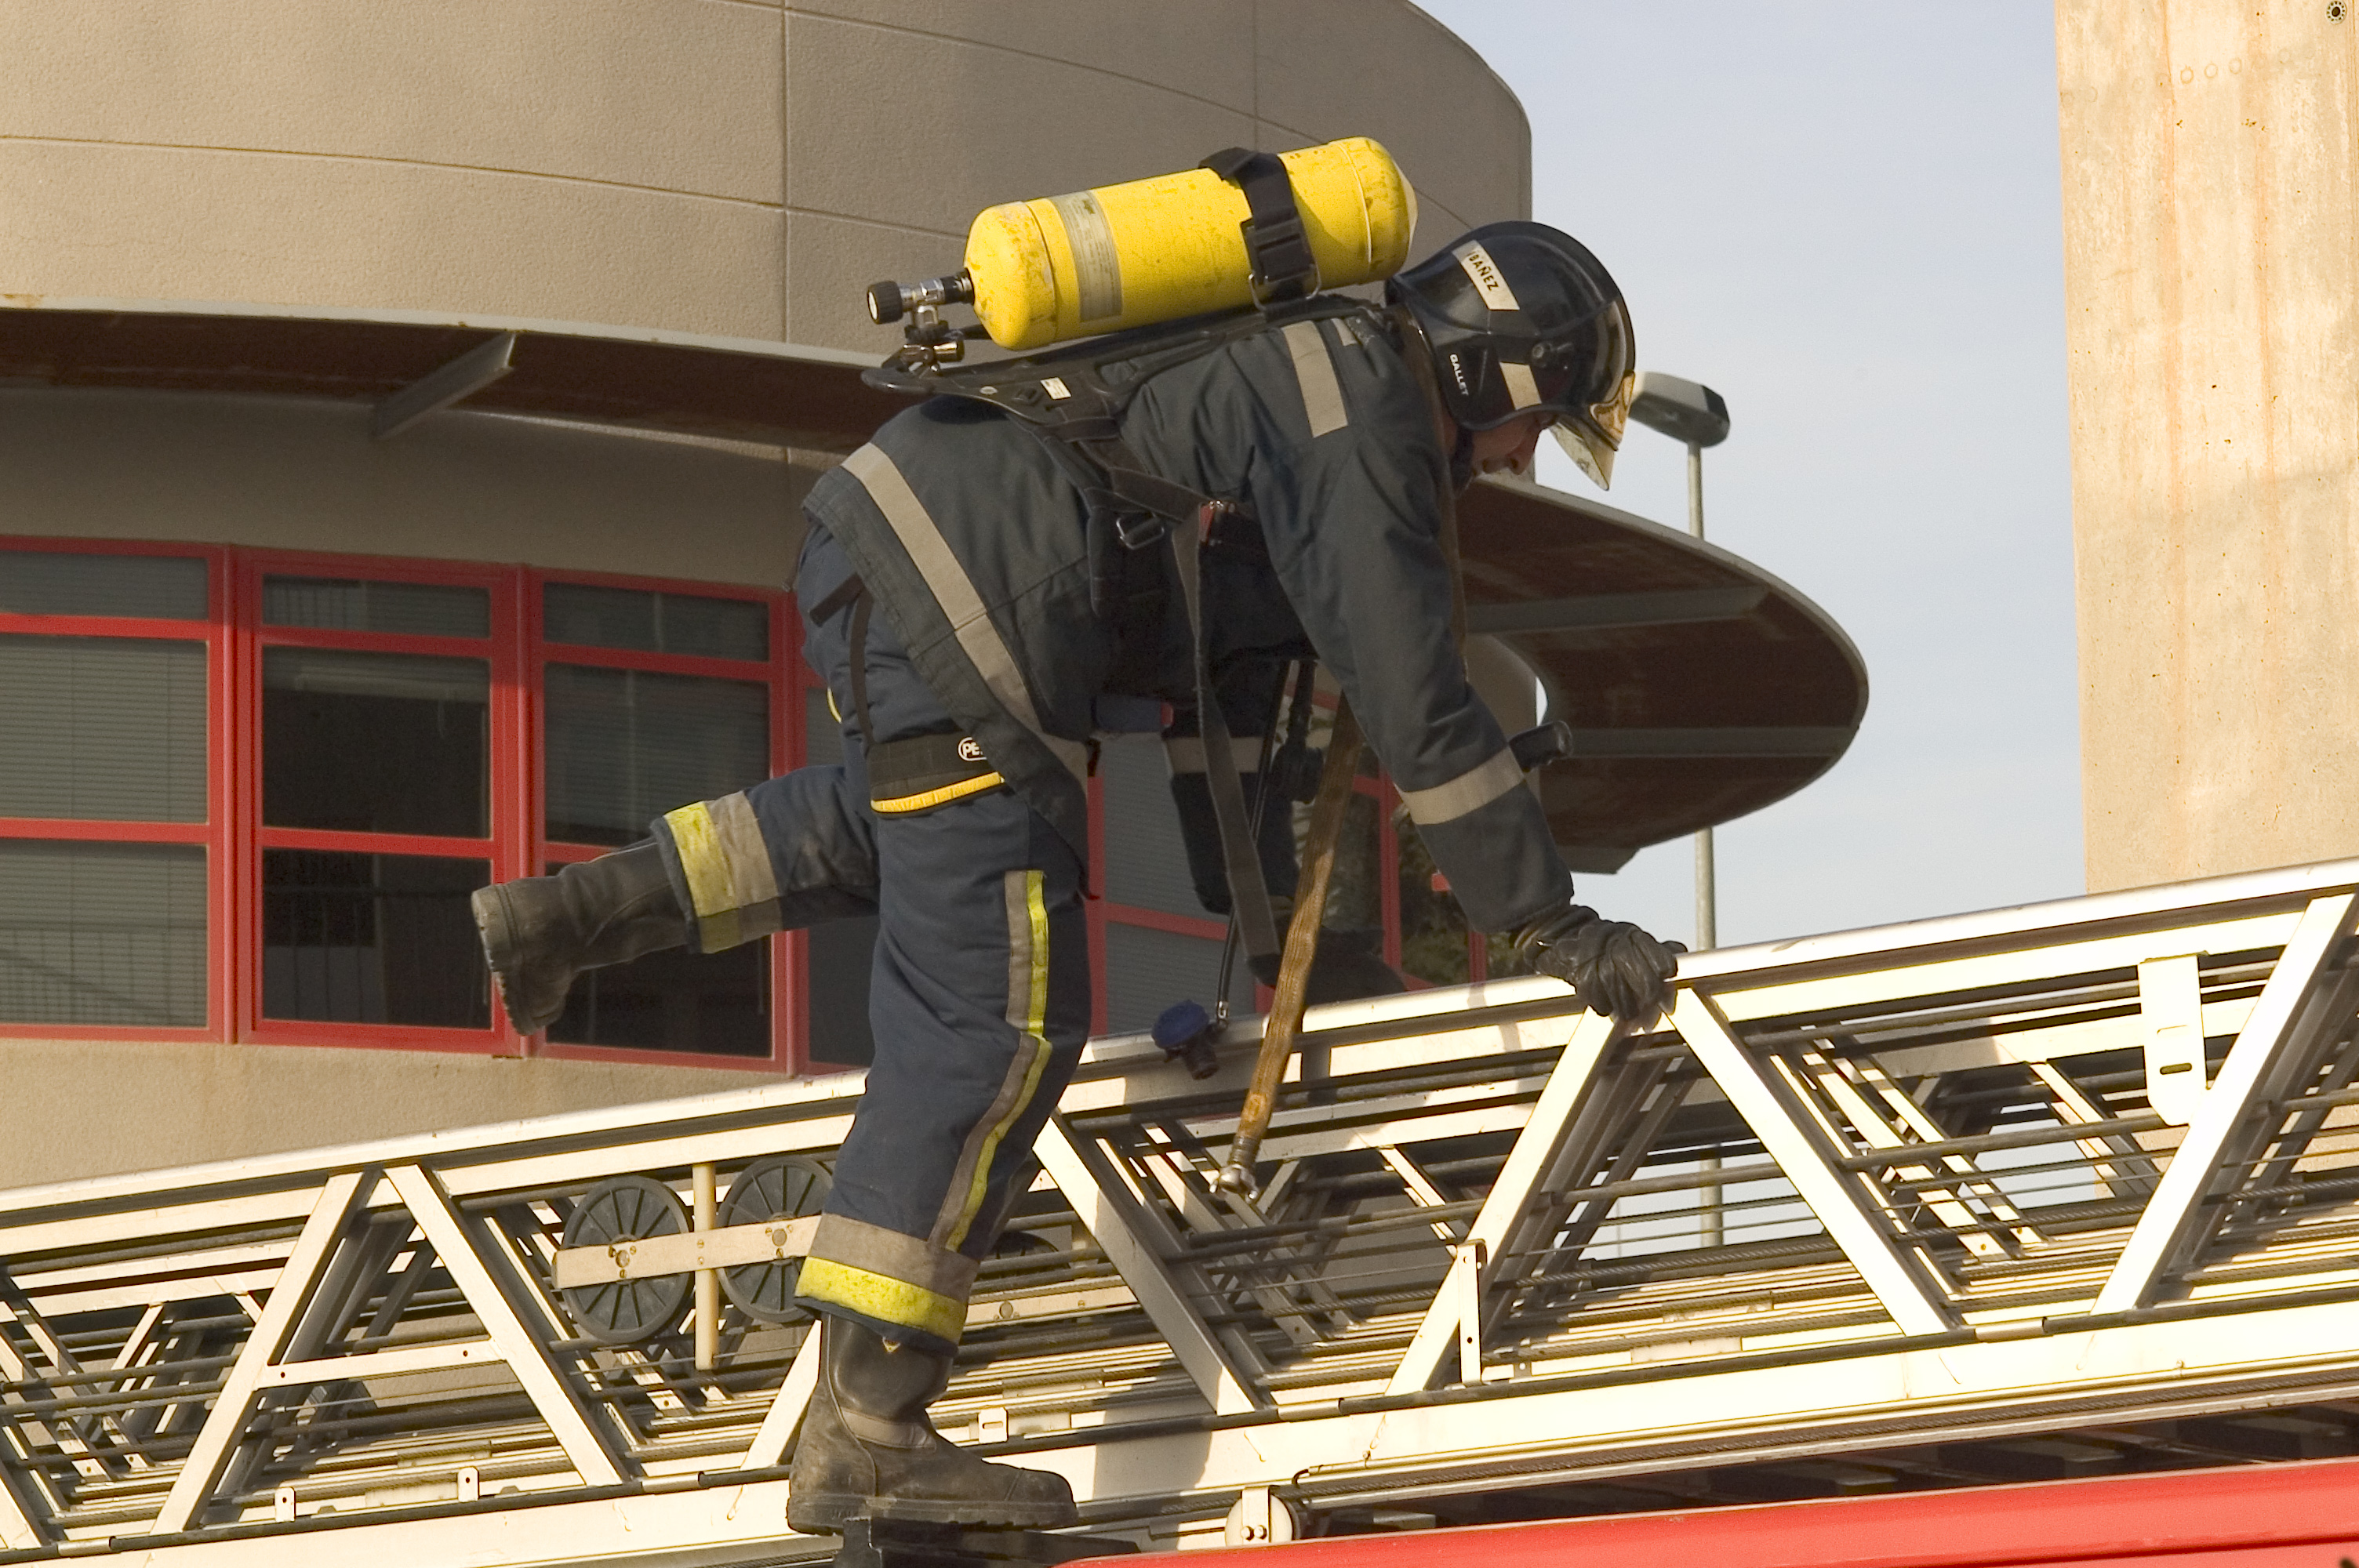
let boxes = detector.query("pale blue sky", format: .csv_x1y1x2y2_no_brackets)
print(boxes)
1416,2,2081,947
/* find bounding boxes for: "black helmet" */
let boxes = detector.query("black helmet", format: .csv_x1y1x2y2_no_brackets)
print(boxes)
1386,221,1636,489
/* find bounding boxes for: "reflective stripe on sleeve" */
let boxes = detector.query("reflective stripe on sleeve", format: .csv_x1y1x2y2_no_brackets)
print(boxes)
1395,746,1525,826
936,869,1053,1251
843,444,1089,783
1283,320,1349,439
662,793,780,952
1161,735,1263,776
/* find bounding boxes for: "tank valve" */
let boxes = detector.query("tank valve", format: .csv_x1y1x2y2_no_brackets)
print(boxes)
869,270,980,371
867,270,975,326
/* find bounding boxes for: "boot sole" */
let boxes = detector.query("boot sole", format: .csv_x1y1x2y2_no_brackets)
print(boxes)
787,1493,1079,1536
469,884,545,1036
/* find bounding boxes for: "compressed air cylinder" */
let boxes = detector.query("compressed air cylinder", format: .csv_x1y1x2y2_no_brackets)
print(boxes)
963,136,1417,351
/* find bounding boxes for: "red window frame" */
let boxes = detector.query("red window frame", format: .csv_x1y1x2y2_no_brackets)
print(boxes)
0,537,820,1071
0,537,233,1040
2,535,1477,1063
525,564,799,1073
235,549,524,1052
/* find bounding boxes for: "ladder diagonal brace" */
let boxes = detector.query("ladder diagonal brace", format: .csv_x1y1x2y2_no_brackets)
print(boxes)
1673,992,1955,1335
384,1163,626,1487
738,1325,822,1472
1386,1011,1617,1395
2095,891,2359,1312
152,1167,373,1535
1034,1118,1261,1416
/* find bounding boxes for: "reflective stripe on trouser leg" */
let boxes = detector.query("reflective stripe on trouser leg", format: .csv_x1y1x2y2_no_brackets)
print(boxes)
795,779,1087,1352
932,870,1052,1251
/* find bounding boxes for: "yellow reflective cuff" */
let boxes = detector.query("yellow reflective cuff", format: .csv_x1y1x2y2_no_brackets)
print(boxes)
663,800,740,953
796,1258,968,1345
872,771,1007,815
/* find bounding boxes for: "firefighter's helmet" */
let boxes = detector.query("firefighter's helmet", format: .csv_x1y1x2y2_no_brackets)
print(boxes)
1387,221,1636,489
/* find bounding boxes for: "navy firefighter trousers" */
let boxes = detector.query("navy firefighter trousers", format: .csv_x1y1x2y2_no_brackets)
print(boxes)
647,528,1089,1354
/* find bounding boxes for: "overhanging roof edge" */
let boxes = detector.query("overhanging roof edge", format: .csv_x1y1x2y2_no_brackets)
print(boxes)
0,294,881,375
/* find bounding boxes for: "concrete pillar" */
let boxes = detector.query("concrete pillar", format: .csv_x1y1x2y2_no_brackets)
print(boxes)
2059,2,2359,890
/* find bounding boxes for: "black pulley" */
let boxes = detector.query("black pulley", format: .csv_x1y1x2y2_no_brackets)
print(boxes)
718,1155,833,1324
560,1175,692,1346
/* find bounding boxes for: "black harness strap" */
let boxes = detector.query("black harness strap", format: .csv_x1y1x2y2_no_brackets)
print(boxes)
1167,511,1281,971
1200,147,1318,304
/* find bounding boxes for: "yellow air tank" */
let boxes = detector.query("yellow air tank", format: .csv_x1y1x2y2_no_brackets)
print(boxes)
962,137,1417,351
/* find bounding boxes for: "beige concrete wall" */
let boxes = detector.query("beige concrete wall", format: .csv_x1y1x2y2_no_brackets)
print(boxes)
0,389,810,585
0,1038,789,1189
0,2,1525,353
2059,2,2359,890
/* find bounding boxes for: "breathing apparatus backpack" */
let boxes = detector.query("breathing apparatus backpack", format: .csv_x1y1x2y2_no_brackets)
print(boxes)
858,141,1423,1004
861,139,1418,590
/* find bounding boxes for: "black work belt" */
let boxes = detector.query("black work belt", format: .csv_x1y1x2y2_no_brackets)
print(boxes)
867,731,1005,816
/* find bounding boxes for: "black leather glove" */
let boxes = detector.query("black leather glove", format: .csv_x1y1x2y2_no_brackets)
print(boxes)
1513,902,1686,1021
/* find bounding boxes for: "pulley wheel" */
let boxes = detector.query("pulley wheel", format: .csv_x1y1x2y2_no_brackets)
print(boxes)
561,1175,691,1345
718,1156,832,1324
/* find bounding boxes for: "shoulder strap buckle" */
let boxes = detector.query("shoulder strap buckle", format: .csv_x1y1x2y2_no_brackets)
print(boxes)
1201,147,1318,307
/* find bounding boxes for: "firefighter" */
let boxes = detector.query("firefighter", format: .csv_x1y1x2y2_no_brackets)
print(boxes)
471,220,1683,1534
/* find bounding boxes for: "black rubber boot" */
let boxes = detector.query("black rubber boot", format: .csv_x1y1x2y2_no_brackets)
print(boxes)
470,841,687,1035
787,1315,1077,1535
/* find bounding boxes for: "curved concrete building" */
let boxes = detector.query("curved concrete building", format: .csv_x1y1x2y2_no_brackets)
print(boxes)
0,5,1863,1187
1,2,1528,349
0,2,1531,1184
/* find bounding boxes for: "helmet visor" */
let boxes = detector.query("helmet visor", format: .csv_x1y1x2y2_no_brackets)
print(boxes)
1551,421,1614,491
1551,370,1634,491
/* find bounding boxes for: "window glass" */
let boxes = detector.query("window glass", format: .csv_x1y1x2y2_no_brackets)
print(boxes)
1394,817,1471,987
0,552,206,620
0,636,206,822
543,862,769,1057
1100,738,1205,916
260,851,489,1027
0,841,205,1026
263,649,488,837
544,666,769,846
263,577,489,639
544,583,768,661
1315,791,1385,933
1102,922,1250,1036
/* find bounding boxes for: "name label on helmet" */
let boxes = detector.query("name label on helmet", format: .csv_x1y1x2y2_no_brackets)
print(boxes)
1453,241,1521,312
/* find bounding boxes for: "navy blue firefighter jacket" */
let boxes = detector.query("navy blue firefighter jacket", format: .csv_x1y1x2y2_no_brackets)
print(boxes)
801,307,1574,936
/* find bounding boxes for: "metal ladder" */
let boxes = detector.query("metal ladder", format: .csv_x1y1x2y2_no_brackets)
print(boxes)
5,858,2359,1565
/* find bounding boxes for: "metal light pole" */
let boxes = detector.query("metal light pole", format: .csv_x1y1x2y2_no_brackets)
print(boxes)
1628,371,1732,949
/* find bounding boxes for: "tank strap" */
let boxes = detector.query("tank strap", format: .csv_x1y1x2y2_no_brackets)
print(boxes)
1199,147,1318,305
